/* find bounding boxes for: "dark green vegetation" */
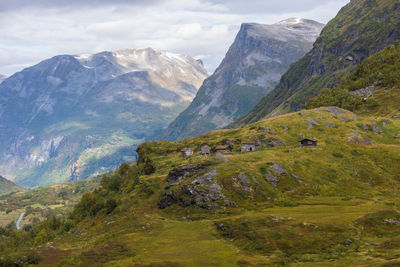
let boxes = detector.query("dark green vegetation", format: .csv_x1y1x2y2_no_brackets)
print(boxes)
0,176,24,196
233,0,400,127
2,107,400,266
307,41,400,116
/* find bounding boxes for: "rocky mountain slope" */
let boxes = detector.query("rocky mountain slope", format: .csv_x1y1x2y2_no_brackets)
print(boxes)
0,176,24,196
233,0,400,127
307,40,400,117
0,48,207,187
160,18,324,141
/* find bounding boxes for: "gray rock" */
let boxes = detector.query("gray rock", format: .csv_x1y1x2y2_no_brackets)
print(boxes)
266,171,280,187
167,164,208,183
347,135,374,145
319,106,346,114
306,118,319,129
160,168,226,209
232,173,253,194
262,127,277,135
384,218,400,226
349,86,377,97
360,124,383,134
194,168,217,185
270,162,287,175
325,122,336,128
369,124,383,134
263,138,286,147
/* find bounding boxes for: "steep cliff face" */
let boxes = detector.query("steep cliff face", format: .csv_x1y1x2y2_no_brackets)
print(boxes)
0,48,207,187
159,18,324,141
233,0,400,126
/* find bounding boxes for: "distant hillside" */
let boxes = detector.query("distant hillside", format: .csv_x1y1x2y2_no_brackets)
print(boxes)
0,176,100,228
160,18,323,141
0,48,207,187
0,176,24,196
233,0,400,127
307,41,400,116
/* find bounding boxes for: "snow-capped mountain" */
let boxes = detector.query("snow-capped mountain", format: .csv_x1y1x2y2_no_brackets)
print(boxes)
0,48,207,187
0,75,7,83
160,18,324,141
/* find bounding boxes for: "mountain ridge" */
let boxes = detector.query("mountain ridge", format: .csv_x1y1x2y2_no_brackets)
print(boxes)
232,0,400,127
159,18,324,141
0,48,207,187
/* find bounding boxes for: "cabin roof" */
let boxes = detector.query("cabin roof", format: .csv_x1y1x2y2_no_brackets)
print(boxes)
241,141,256,145
300,138,317,142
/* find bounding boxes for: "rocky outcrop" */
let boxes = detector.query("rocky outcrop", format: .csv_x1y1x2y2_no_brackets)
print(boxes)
160,168,225,210
350,86,378,97
160,18,324,141
265,162,287,187
263,138,286,148
347,133,374,145
166,164,209,183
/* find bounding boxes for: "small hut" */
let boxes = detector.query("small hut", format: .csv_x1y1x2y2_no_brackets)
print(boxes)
181,148,193,157
201,145,211,156
241,142,257,152
300,138,317,147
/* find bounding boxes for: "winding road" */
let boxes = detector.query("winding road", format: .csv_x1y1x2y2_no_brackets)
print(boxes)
16,212,25,230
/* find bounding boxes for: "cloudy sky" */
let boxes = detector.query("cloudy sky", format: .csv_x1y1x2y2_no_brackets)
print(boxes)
0,0,350,76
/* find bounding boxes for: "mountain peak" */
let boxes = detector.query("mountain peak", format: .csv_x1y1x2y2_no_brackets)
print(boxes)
160,18,324,141
0,74,7,83
239,19,324,43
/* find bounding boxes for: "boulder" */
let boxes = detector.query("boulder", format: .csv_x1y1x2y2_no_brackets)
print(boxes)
306,118,319,129
231,173,253,194
325,122,336,128
160,168,225,209
270,162,287,175
264,162,287,187
167,164,208,182
347,134,374,145
263,138,286,147
266,171,280,187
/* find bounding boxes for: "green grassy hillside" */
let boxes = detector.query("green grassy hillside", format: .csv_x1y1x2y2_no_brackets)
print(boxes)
0,176,24,196
2,107,400,266
307,41,400,117
0,177,100,229
233,0,400,127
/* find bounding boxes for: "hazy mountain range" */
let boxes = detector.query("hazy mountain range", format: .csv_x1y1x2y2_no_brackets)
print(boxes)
0,48,207,187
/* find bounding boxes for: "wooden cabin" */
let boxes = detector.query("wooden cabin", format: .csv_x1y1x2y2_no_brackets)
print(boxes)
300,138,317,147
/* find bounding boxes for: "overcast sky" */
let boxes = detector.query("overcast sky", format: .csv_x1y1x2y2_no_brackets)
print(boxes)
0,0,350,76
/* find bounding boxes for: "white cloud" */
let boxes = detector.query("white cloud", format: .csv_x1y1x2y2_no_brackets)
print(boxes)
0,0,350,76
